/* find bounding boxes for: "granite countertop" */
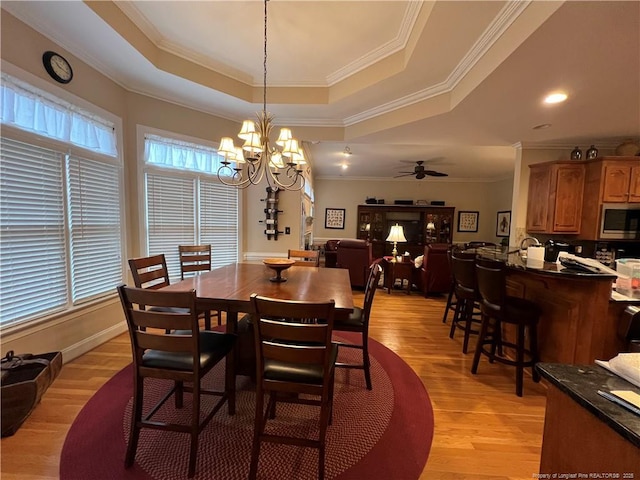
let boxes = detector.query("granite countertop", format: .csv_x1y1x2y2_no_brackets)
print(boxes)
536,363,640,448
474,247,616,280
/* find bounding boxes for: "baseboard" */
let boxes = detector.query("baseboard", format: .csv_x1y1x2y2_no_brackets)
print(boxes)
61,322,128,364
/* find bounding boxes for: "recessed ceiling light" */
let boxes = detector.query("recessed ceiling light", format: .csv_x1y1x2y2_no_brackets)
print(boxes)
544,92,568,104
533,123,552,130
341,163,349,170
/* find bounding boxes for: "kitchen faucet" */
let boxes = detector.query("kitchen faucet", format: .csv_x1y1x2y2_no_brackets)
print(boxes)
519,236,541,252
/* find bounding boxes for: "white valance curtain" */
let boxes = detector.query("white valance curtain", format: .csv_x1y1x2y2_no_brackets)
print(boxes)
0,73,117,157
144,133,225,174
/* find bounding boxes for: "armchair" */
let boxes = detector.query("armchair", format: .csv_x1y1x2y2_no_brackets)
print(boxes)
336,239,373,288
414,243,452,296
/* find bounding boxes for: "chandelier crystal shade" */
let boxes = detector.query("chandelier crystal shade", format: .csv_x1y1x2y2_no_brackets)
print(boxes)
217,0,305,191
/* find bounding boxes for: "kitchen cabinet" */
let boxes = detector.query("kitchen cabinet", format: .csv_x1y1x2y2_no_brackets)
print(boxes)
357,205,454,259
578,156,640,240
631,166,640,202
526,161,585,234
602,161,640,203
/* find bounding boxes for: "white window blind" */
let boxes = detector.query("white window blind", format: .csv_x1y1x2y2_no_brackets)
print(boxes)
0,138,68,325
146,174,196,280
68,155,123,301
144,133,239,278
200,180,238,267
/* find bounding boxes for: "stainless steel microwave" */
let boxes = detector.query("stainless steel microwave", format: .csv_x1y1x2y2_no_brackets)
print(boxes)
600,203,640,239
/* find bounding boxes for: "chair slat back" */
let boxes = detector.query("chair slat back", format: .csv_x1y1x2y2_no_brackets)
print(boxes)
250,294,335,381
362,263,383,321
287,249,320,267
118,285,200,356
179,244,212,279
128,254,171,290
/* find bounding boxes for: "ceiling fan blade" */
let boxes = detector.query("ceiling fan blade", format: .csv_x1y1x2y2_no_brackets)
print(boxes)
393,173,414,178
425,170,448,177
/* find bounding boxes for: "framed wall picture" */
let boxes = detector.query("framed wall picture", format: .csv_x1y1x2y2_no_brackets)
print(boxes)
457,211,479,232
496,210,511,237
325,208,345,229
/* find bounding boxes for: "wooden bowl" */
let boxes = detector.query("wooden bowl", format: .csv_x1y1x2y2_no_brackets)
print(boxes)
263,258,295,282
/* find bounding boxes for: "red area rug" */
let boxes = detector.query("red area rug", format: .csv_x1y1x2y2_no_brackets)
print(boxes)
60,333,433,479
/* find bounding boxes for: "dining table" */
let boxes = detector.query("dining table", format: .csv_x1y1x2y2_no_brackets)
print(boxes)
163,262,354,413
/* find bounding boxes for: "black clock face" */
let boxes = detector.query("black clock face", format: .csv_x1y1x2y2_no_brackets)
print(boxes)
42,51,73,84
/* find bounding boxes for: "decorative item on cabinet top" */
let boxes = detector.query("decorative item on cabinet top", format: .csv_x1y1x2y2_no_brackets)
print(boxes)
570,146,582,160
615,139,640,156
586,145,599,159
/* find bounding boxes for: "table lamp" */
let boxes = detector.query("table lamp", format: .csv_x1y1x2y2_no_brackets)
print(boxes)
426,221,436,241
386,224,407,257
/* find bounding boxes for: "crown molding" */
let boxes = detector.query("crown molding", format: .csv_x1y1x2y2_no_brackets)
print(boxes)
344,1,531,126
326,1,423,86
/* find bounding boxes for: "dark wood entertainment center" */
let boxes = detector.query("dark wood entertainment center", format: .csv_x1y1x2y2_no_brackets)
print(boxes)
356,204,455,258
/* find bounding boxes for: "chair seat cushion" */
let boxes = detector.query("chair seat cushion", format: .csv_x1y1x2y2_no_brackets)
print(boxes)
142,331,236,371
264,343,338,384
334,307,364,329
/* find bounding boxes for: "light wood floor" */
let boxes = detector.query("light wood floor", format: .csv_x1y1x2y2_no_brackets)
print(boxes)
0,288,547,480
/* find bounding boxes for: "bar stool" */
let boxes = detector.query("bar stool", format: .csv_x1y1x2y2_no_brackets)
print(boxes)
441,245,457,324
448,248,481,353
471,257,541,397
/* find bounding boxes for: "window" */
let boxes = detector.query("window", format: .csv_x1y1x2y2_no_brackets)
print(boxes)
143,133,238,280
0,75,123,328
1,73,117,157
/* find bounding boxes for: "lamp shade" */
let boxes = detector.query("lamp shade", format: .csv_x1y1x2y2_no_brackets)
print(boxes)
276,128,292,147
218,137,236,157
269,151,285,168
232,147,246,164
426,221,436,230
238,120,257,140
386,224,407,243
242,132,263,155
282,138,301,159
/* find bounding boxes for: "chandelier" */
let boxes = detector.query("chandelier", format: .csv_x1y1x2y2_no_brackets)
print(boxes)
217,0,305,191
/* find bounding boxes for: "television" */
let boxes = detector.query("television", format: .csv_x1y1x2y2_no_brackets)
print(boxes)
386,220,423,244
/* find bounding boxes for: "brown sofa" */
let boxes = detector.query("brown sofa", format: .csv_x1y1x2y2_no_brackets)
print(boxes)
336,239,373,288
413,243,452,296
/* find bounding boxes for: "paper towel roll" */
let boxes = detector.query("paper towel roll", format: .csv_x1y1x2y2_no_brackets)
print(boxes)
527,245,545,268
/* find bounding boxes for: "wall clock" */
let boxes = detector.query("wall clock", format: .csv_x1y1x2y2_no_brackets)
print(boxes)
42,51,73,84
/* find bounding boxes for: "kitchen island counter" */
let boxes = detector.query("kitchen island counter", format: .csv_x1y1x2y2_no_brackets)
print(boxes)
474,248,635,364
536,362,640,475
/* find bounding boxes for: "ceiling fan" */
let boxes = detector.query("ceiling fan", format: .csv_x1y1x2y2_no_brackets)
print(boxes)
394,161,448,179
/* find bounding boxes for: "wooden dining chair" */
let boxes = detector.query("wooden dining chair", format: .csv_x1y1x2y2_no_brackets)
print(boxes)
179,244,212,279
287,248,320,267
128,254,171,290
178,244,221,326
117,285,237,478
333,262,382,390
128,253,216,329
249,294,337,480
